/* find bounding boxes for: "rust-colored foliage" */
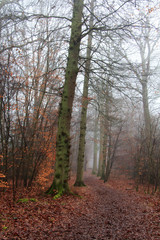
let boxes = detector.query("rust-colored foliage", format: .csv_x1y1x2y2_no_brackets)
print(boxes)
0,172,160,239
0,156,8,189
36,125,57,188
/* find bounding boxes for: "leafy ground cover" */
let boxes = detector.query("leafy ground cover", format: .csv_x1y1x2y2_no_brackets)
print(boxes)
0,172,160,239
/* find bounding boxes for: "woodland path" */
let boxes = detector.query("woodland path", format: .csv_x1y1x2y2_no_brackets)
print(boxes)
1,172,160,239
56,173,160,240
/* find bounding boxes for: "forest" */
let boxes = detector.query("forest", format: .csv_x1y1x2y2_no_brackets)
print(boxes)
1,0,160,239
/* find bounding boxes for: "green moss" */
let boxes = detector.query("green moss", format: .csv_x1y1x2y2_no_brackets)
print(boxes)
18,198,29,203
77,195,83,199
29,198,37,202
18,198,37,203
2,226,8,231
53,190,63,200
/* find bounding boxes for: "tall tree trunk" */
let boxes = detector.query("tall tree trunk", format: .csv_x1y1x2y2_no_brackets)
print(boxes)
74,0,94,187
92,113,98,174
104,124,122,182
101,127,107,180
47,0,84,195
104,130,111,182
141,81,150,140
101,85,109,180
0,63,5,173
97,117,104,177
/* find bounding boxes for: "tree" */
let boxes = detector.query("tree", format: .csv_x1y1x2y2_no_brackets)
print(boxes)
118,10,160,187
0,0,65,190
92,111,98,175
74,0,94,187
47,0,84,195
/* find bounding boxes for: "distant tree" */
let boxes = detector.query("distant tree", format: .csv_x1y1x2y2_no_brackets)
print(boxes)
118,11,160,187
92,111,98,175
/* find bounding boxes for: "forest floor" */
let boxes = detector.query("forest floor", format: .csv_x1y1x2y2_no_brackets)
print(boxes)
0,172,160,240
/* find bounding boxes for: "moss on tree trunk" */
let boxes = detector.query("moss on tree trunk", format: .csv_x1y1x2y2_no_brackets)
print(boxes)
46,0,84,195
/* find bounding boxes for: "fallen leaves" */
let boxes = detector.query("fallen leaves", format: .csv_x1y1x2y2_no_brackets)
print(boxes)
0,172,160,239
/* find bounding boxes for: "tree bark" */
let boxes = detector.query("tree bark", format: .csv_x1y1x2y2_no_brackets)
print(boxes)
141,81,150,140
97,117,104,177
101,85,109,180
74,0,94,187
92,113,98,174
47,0,84,194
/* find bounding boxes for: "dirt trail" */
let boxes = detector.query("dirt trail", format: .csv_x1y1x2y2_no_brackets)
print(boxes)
1,173,160,240
59,173,159,240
